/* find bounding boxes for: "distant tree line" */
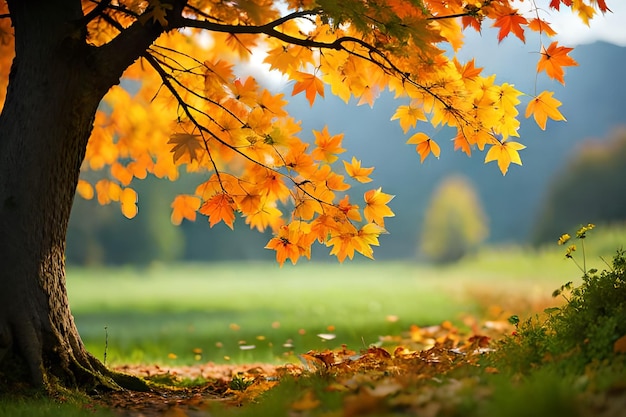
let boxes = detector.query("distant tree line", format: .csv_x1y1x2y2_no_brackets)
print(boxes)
532,128,626,244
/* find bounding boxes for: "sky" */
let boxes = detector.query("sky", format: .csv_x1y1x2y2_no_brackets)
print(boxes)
530,1,626,46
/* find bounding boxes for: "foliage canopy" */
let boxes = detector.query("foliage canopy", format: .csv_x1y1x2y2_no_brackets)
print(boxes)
0,0,609,265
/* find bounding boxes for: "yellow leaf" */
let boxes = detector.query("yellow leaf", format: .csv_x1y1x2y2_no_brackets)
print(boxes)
120,187,138,219
171,195,201,225
111,162,133,186
525,91,566,130
311,126,345,163
76,179,94,200
391,104,427,133
343,157,374,183
407,132,441,162
484,141,526,175
364,188,395,227
95,179,121,205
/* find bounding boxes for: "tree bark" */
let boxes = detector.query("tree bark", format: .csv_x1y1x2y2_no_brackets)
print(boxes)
0,0,129,391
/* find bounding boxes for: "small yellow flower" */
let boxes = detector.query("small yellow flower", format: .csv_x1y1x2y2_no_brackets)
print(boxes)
557,233,571,245
565,244,576,258
576,223,595,239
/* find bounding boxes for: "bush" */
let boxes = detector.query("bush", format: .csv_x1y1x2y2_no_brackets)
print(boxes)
419,175,488,263
491,225,626,374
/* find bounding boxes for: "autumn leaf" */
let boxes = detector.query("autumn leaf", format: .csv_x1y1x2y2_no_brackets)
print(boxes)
407,132,440,162
391,104,427,133
537,41,578,84
76,179,94,200
292,72,324,106
573,1,596,25
140,0,173,27
493,12,527,42
453,132,472,156
265,222,311,266
549,0,573,11
311,126,346,163
168,133,203,163
95,179,121,205
200,193,236,229
171,195,201,225
484,140,526,175
528,18,557,37
525,91,566,130
327,233,359,262
364,188,395,227
120,187,138,219
111,162,133,186
343,157,374,183
354,223,384,259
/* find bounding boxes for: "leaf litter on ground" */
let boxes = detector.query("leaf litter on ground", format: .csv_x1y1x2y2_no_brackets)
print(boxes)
94,313,515,416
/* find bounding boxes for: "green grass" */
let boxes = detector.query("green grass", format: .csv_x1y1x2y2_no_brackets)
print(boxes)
65,232,602,366
68,261,478,366
10,224,625,416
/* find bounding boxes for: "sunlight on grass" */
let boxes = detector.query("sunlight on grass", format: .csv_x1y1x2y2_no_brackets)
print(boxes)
66,225,626,366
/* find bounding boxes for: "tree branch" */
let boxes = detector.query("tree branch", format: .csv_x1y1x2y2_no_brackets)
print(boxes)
77,0,111,27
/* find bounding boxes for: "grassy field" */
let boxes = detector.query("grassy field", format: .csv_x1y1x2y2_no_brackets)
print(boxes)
66,234,601,367
2,225,623,416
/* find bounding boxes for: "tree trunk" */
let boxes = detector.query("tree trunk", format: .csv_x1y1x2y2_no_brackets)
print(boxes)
0,1,125,391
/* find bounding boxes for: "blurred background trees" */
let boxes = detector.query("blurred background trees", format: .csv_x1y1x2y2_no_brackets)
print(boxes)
532,128,626,244
419,175,488,264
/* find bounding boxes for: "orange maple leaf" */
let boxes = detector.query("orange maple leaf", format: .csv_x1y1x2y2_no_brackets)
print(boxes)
364,188,395,227
525,90,566,130
406,132,441,162
292,72,324,106
311,126,345,163
528,18,557,37
200,193,236,229
484,140,526,175
265,222,312,266
493,13,528,42
343,157,374,183
537,41,578,84
453,131,472,156
171,195,201,225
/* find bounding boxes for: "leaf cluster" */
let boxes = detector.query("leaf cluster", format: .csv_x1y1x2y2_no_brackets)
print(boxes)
0,0,608,265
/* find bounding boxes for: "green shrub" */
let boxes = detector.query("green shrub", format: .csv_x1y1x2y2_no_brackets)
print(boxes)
491,224,626,373
419,175,488,263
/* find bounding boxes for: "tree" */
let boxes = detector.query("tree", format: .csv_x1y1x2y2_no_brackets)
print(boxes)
532,128,626,244
0,0,609,393
420,175,488,263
